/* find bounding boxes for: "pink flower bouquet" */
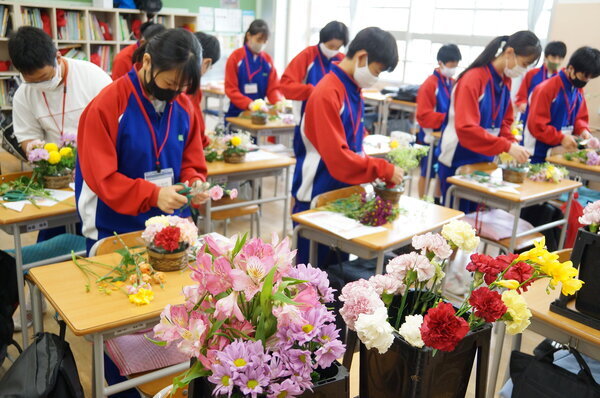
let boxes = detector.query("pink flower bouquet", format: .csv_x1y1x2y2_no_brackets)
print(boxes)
579,200,600,233
151,234,344,397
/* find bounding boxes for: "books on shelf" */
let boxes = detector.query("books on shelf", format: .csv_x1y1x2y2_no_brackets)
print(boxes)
91,46,112,73
21,7,51,36
89,14,113,41
0,5,11,37
118,16,134,42
0,78,18,108
57,10,84,41
62,47,87,61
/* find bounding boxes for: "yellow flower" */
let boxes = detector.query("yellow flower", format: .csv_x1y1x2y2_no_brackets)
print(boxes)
128,288,154,306
517,237,558,265
441,220,480,252
511,128,520,136
231,136,242,147
145,215,169,226
501,290,532,335
561,277,584,296
497,279,520,290
59,147,73,158
48,151,61,164
250,98,267,112
498,152,515,164
44,142,59,152
389,140,399,149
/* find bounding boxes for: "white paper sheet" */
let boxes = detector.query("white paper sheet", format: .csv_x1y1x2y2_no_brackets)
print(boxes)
245,150,281,162
2,201,27,212
296,211,387,240
199,7,214,31
0,189,75,212
214,8,242,33
454,172,521,195
69,182,75,191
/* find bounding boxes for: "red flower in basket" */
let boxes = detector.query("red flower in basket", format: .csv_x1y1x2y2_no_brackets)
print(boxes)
503,261,535,292
153,226,181,252
468,287,507,322
420,302,469,352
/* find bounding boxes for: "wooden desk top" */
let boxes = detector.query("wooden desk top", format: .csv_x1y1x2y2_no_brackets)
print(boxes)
292,195,464,251
447,164,581,203
207,152,295,176
363,92,388,102
432,131,442,139
28,252,192,336
201,86,225,96
226,117,296,131
389,98,417,107
546,153,600,173
524,280,600,347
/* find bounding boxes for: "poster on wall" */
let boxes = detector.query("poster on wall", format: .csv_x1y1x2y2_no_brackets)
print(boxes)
221,0,240,8
199,7,214,32
215,8,242,33
242,10,255,31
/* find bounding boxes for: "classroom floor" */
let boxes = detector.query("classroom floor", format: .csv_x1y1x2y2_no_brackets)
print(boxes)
0,150,545,397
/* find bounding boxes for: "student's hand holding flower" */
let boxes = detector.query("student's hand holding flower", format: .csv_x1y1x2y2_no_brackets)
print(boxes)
560,135,577,151
508,143,530,164
390,166,404,185
517,103,527,113
157,185,188,214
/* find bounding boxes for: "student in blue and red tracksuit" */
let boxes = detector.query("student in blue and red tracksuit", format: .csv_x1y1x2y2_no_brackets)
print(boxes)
525,46,600,164
515,41,567,128
416,44,461,200
224,19,283,121
293,27,403,266
281,21,348,163
76,29,210,254
438,31,540,213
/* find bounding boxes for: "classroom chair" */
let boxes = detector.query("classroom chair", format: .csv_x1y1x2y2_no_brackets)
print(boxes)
211,197,261,238
88,230,144,257
310,185,366,208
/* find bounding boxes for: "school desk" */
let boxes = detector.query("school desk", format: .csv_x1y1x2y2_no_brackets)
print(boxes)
381,97,417,136
445,163,582,397
424,131,442,196
546,153,600,183
226,116,296,148
205,152,296,237
28,252,192,397
291,195,464,274
200,85,226,119
0,171,80,349
363,91,388,135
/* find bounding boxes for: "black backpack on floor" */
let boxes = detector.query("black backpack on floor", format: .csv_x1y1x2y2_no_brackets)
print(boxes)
0,321,84,398
0,249,21,367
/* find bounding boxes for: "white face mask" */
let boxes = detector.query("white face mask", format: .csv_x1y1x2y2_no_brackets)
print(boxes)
22,62,62,91
249,41,266,54
440,65,456,78
354,55,378,88
504,54,526,79
319,43,339,59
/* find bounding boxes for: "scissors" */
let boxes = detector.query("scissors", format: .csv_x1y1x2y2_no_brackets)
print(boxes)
2,190,30,202
175,182,194,209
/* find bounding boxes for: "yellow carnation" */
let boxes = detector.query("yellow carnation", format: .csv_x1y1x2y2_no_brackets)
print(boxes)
44,142,58,152
441,220,480,252
231,136,242,147
48,151,61,164
145,215,169,226
128,288,154,306
59,147,73,157
501,290,532,335
389,140,399,149
497,279,520,290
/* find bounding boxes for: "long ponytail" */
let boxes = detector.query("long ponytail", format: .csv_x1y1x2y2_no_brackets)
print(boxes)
458,31,541,80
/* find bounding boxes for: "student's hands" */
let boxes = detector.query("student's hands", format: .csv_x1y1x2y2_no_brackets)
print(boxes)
390,166,404,185
157,185,188,214
517,103,527,113
581,130,593,140
191,192,210,207
561,135,578,151
508,144,531,164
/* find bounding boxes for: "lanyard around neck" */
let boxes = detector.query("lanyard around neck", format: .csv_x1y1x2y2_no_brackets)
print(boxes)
42,60,68,136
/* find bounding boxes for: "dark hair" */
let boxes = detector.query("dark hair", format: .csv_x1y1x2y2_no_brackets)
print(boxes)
458,31,541,80
437,44,462,63
8,26,57,74
544,41,567,58
245,19,269,43
133,28,202,95
142,23,166,41
194,32,221,64
140,21,155,36
568,46,600,78
346,27,398,72
319,21,349,46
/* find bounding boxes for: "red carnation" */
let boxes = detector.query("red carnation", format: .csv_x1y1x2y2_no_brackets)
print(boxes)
420,302,470,352
154,226,181,252
468,287,507,322
466,253,504,285
504,261,535,292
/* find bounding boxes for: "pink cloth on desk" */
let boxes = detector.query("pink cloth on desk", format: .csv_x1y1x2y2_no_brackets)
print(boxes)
104,329,189,376
464,209,534,241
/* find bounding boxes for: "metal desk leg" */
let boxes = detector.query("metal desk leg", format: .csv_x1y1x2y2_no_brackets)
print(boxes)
218,95,225,120
13,224,28,348
381,100,390,135
487,321,506,398
309,240,318,268
30,282,44,335
203,195,212,235
282,166,290,237
92,333,105,398
559,189,575,249
375,251,385,275
502,333,523,382
508,205,522,253
424,141,435,197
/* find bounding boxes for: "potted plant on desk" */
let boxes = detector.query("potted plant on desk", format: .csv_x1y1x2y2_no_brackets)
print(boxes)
373,144,428,203
249,98,269,125
222,132,251,164
26,133,77,189
341,221,584,398
142,215,198,272
498,152,529,183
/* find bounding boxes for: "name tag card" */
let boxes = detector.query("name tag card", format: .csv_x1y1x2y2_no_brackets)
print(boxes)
144,168,174,187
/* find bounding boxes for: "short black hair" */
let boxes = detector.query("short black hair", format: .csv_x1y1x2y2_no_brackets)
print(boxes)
319,21,349,46
346,27,398,72
544,41,567,58
8,26,57,74
437,44,462,63
194,32,221,64
245,19,269,43
568,46,600,78
140,21,155,36
142,23,166,41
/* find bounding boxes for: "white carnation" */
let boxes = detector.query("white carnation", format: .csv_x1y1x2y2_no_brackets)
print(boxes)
355,307,395,354
398,314,424,348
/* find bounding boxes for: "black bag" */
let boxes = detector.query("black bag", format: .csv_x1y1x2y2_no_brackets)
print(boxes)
134,0,163,13
0,322,84,398
0,249,21,367
0,112,27,163
393,84,420,102
520,203,563,252
510,346,600,398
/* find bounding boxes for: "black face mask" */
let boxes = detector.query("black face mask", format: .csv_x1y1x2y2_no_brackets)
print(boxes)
143,69,181,102
572,77,587,89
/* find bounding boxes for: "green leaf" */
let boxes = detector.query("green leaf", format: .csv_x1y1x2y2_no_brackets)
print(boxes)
231,233,248,258
170,360,210,395
272,292,301,306
144,334,168,346
207,318,226,338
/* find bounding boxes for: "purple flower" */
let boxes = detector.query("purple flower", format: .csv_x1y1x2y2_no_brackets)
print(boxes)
207,363,234,397
216,340,269,372
317,323,341,345
268,379,304,398
315,339,345,368
587,151,600,166
60,132,77,147
236,366,270,398
27,148,49,163
268,352,292,379
287,263,335,303
282,348,314,379
288,305,335,344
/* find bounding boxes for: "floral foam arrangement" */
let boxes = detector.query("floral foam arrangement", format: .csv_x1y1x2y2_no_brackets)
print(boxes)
527,162,569,183
579,200,600,234
26,133,77,182
205,130,252,163
372,144,429,200
151,234,345,397
325,192,403,226
143,215,198,253
340,220,584,354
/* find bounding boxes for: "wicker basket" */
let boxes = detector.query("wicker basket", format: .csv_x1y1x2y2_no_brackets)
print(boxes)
502,168,526,183
43,175,72,189
373,185,403,204
147,246,189,272
223,152,246,164
251,114,267,125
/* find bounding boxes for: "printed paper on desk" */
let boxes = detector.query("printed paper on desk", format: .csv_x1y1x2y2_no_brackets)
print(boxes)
454,173,520,195
35,189,75,207
296,211,386,240
245,150,281,162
